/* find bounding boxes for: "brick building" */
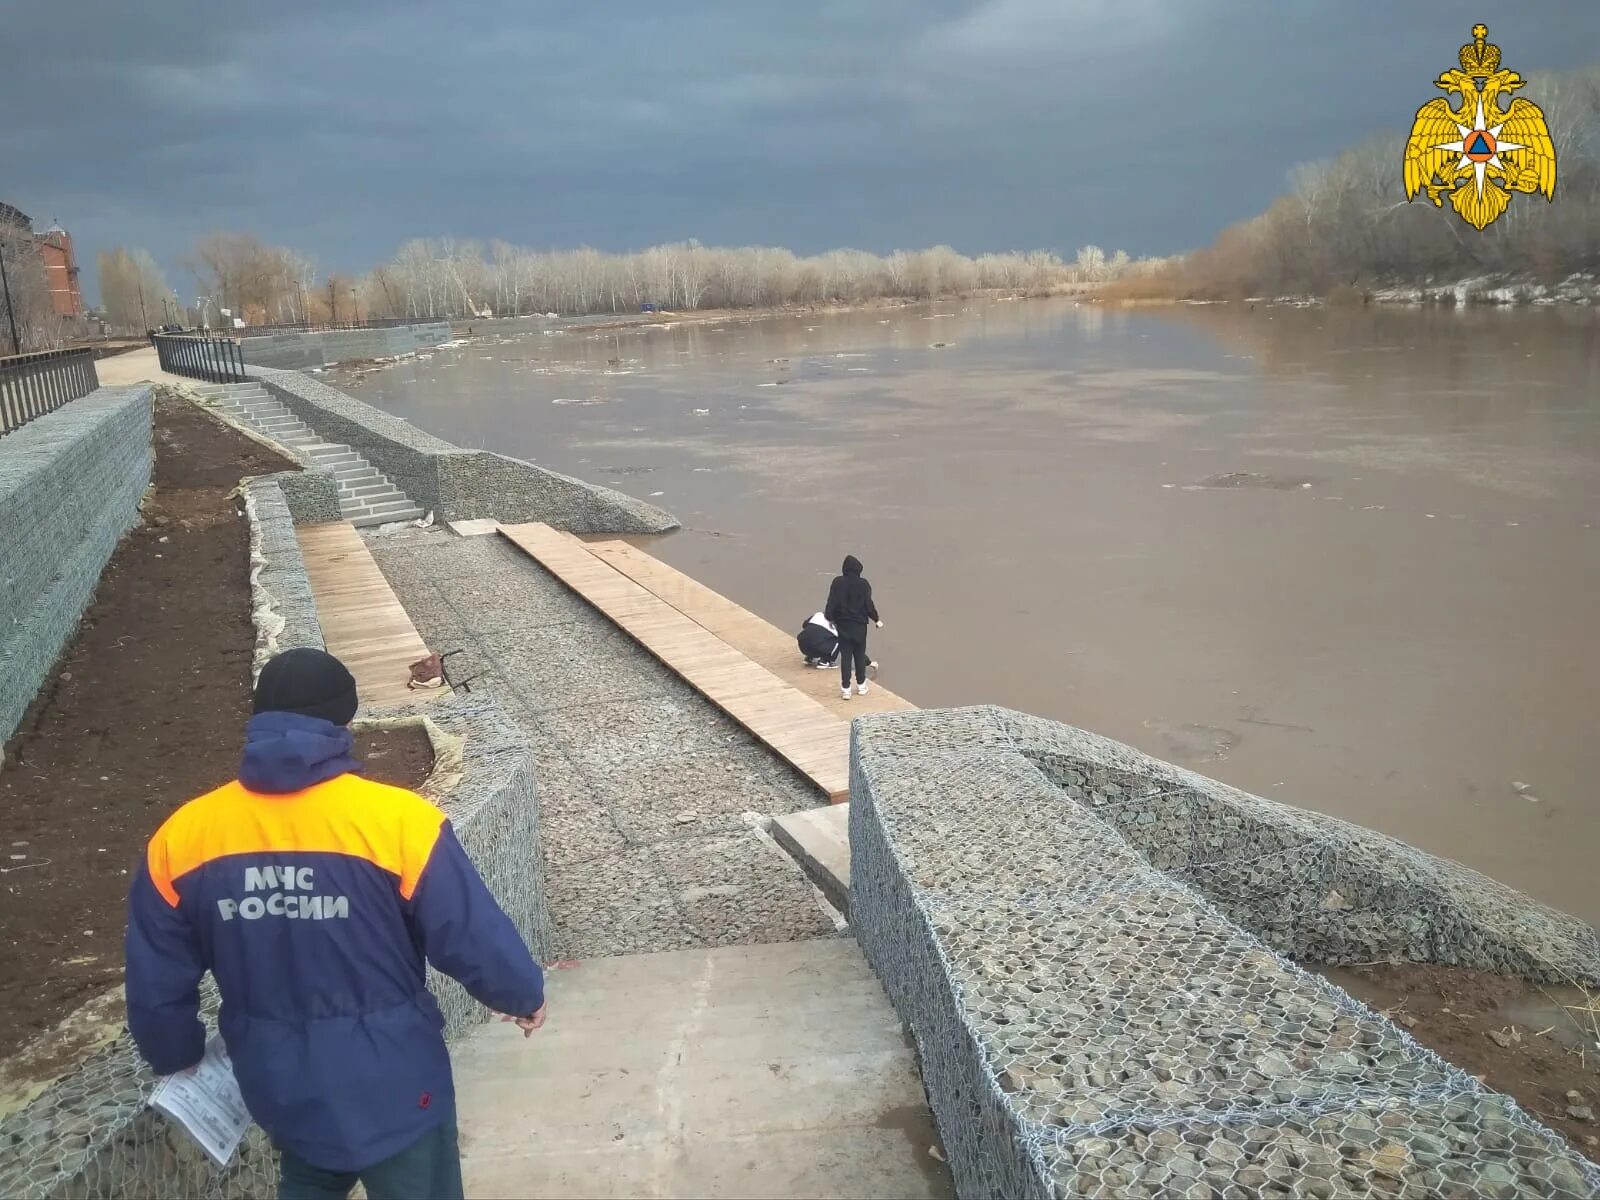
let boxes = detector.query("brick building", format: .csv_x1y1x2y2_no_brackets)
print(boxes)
0,202,85,318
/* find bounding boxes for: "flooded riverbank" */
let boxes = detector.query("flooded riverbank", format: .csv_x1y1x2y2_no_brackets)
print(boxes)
337,298,1600,924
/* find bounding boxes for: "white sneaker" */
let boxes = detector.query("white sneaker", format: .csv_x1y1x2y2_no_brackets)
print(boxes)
857,681,870,696
868,661,880,679
815,660,834,670
841,686,853,701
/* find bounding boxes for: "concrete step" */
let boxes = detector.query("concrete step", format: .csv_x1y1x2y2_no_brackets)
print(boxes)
357,496,416,516
256,417,302,432
304,443,357,461
336,492,398,512
349,506,423,528
451,939,948,1199
316,454,363,470
340,480,398,499
770,805,851,916
331,467,380,484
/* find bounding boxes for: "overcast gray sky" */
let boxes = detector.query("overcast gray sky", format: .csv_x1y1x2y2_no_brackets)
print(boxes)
4,1,1597,302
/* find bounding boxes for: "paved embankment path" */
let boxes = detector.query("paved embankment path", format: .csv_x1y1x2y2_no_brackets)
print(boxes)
367,528,838,957
90,346,188,388
454,938,951,1199
368,526,952,1195
499,523,858,801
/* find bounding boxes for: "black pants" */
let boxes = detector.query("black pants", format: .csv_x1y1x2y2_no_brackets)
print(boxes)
838,625,869,687
277,1119,462,1200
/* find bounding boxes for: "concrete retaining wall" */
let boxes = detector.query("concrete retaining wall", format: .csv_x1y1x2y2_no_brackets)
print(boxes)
249,368,678,534
849,706,1600,1200
0,386,153,746
239,322,453,370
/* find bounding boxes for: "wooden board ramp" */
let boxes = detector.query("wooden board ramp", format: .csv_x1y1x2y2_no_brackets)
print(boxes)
296,522,448,708
498,522,853,802
583,539,916,719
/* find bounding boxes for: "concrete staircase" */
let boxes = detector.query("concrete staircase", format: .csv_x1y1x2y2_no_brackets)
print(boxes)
452,938,952,1199
193,381,424,528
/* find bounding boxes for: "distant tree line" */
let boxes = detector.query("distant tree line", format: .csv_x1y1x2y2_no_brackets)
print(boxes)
98,235,1167,330
1114,63,1600,300
359,240,1165,320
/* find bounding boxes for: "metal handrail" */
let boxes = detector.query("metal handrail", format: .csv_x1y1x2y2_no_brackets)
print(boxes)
150,333,247,383
0,347,100,436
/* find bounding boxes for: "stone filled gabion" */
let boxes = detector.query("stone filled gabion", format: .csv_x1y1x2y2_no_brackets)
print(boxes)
0,691,551,1200
249,368,677,534
848,706,1600,1200
0,384,153,744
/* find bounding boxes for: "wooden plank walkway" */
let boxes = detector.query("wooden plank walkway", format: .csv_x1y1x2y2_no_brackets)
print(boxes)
584,539,915,720
296,522,448,708
498,523,854,801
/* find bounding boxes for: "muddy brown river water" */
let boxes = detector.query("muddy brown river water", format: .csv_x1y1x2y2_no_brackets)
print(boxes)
341,298,1600,924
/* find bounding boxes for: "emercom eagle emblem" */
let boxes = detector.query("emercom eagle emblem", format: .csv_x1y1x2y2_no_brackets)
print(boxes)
1403,24,1556,231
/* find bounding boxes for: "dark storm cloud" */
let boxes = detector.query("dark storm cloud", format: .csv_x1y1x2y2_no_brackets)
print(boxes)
4,0,1597,301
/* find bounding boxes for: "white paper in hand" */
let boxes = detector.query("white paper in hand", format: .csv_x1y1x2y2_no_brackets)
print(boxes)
149,1036,251,1167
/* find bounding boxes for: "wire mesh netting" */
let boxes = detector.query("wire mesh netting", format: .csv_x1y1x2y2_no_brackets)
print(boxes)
0,694,551,1200
849,706,1600,1200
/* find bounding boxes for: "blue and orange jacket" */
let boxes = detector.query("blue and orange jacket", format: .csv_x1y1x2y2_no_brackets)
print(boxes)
125,711,544,1171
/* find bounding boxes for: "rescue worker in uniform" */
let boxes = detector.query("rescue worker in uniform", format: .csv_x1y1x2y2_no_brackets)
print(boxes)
125,648,546,1200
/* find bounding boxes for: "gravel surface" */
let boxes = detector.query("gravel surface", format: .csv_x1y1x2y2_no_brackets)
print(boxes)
367,528,835,957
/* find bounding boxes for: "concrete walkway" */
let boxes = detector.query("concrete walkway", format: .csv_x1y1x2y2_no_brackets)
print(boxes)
453,938,952,1199
90,345,189,388
367,528,838,958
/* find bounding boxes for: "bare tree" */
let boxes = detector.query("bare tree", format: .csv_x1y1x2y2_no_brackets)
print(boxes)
0,225,62,352
99,247,180,332
1130,60,1600,299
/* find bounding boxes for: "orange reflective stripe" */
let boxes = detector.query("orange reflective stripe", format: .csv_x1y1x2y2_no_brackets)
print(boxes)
147,775,444,904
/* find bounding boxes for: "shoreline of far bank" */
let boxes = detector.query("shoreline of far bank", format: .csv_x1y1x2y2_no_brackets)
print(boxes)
449,284,1104,338
1099,270,1600,309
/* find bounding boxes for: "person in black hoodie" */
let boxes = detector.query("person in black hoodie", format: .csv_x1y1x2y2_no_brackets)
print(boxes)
824,555,881,700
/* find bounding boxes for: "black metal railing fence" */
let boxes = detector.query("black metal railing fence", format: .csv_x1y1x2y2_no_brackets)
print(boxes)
0,347,100,436
151,333,247,383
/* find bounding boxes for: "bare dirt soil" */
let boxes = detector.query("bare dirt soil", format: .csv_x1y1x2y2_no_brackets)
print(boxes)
354,724,434,790
1325,962,1600,1162
0,396,441,1068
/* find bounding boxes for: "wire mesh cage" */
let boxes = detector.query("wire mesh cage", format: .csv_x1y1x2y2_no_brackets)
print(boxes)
849,706,1600,1200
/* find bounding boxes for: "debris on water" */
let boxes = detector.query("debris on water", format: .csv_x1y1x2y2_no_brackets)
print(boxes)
692,408,710,415
929,341,953,348
1190,472,1314,491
